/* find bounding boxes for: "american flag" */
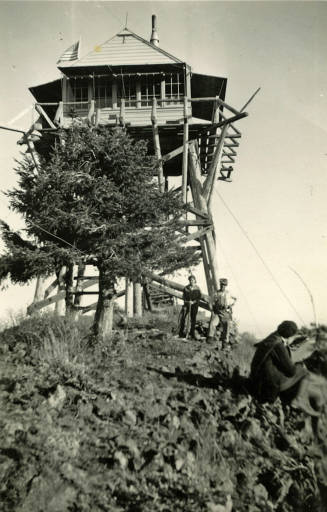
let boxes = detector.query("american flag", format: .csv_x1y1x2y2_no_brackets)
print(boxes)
57,40,80,64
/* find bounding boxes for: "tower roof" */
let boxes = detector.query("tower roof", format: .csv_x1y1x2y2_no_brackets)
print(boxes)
58,28,184,69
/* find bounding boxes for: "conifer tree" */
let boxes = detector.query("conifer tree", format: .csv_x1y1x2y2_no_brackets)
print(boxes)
0,125,199,337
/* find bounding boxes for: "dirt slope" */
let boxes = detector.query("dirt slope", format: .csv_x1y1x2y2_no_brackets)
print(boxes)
0,313,326,511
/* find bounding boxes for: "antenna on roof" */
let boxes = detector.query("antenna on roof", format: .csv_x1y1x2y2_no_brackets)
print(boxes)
150,14,159,47
125,12,128,28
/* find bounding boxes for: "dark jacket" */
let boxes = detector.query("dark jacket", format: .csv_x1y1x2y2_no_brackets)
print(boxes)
183,285,201,303
250,331,297,402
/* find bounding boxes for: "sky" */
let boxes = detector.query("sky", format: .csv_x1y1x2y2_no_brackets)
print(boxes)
0,1,326,336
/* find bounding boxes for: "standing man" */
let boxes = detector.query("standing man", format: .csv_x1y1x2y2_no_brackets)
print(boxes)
206,278,237,346
178,275,202,339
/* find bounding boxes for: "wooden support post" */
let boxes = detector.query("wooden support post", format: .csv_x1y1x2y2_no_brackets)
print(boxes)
65,263,75,316
55,266,66,316
73,262,85,319
54,101,64,127
189,96,240,116
136,82,141,109
33,276,46,304
185,204,209,219
112,82,118,109
188,142,220,295
188,180,211,294
119,98,125,126
160,78,166,108
44,277,58,298
178,218,211,227
35,103,56,129
161,145,184,163
26,139,39,172
151,98,164,193
143,281,153,312
181,226,213,243
88,100,95,125
125,277,133,317
133,281,143,317
182,96,189,204
95,108,100,127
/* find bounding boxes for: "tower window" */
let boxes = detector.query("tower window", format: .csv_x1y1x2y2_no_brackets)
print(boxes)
72,79,88,110
140,76,161,107
165,73,184,104
95,80,112,108
117,76,137,107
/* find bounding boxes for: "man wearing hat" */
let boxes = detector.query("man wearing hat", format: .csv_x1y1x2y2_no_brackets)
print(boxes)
249,320,308,403
206,278,237,346
178,275,202,339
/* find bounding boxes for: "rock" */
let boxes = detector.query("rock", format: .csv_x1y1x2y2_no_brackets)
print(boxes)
241,418,263,441
175,457,184,471
207,494,232,512
124,409,137,426
114,450,128,469
17,473,77,512
48,384,66,410
172,415,180,429
220,430,236,450
253,483,269,502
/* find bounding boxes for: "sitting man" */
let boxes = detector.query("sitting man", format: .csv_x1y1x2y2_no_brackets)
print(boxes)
249,320,308,404
178,275,202,339
206,278,237,347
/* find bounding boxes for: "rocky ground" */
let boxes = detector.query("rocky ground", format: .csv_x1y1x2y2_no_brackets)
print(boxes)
0,311,326,512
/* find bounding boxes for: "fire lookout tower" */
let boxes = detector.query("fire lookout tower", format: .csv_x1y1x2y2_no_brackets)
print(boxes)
25,15,251,316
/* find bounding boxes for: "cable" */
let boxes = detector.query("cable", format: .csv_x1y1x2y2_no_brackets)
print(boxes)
214,188,305,324
27,219,86,256
215,233,263,336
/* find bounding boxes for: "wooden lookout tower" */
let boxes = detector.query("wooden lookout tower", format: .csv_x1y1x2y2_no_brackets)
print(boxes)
24,15,250,317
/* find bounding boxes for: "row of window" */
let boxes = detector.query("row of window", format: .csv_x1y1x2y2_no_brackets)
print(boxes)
70,74,185,109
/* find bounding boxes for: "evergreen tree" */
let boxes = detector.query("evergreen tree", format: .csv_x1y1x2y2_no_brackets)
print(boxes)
0,125,199,337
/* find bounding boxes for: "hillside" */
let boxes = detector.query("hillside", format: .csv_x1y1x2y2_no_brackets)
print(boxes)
0,311,326,511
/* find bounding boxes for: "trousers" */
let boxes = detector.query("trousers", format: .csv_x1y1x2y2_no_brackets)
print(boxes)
179,302,199,337
208,310,230,344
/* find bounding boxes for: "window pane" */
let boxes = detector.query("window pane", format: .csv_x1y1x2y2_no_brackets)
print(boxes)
140,75,161,106
95,80,112,108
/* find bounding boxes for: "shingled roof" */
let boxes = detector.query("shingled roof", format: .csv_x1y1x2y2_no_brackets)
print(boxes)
58,28,184,69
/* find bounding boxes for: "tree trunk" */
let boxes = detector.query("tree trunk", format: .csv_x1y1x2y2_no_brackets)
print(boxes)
55,266,66,316
93,266,116,339
65,263,75,317
133,281,143,317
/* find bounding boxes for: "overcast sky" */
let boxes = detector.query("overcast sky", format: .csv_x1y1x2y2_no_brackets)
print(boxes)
0,1,326,336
